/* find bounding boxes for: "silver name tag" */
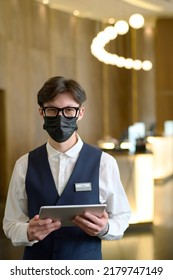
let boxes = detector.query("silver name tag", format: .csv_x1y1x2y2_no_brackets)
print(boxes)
75,182,92,192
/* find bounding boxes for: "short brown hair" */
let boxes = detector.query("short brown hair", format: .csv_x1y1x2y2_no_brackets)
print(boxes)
37,76,87,107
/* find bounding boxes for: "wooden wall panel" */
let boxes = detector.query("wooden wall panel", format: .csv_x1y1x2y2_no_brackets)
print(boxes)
136,26,156,131
74,18,104,144
0,90,7,199
155,18,173,134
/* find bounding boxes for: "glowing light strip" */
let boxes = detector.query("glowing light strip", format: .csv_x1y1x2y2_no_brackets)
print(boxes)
122,0,163,12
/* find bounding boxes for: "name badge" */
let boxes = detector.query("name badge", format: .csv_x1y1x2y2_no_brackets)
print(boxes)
75,182,92,192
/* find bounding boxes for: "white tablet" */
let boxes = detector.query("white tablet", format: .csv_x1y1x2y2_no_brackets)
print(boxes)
39,204,107,227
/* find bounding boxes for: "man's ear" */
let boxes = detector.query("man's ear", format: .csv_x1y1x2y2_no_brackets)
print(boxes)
39,107,44,117
78,106,85,121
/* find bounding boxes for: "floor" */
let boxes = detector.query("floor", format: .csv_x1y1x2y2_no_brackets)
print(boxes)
0,178,173,260
103,177,173,260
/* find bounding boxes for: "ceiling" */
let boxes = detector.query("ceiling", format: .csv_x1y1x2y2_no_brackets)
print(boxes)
36,0,173,22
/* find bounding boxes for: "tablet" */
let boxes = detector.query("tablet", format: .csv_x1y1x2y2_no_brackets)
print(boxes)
39,204,107,227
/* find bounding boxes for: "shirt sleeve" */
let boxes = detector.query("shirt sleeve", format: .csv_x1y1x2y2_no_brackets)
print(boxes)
99,152,131,240
3,154,37,247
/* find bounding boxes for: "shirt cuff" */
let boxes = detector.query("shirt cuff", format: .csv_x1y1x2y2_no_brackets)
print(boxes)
12,223,38,247
98,219,125,240
97,222,109,238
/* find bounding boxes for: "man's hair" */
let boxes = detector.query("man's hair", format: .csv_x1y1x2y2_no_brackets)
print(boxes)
37,76,87,106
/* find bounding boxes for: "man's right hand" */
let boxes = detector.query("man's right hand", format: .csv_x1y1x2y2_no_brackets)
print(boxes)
27,215,61,241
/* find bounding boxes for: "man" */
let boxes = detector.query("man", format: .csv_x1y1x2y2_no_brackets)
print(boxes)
3,76,131,260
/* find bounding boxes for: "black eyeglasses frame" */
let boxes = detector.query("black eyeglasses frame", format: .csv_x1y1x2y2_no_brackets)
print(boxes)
42,106,80,119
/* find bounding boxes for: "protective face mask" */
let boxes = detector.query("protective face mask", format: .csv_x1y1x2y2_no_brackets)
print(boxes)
43,115,78,143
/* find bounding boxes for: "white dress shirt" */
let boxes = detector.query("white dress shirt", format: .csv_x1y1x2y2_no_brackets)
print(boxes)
3,136,131,246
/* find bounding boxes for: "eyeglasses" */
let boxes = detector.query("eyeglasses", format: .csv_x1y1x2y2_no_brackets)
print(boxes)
42,106,80,118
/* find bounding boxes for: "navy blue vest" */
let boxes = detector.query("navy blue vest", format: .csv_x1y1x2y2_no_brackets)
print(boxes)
23,143,102,260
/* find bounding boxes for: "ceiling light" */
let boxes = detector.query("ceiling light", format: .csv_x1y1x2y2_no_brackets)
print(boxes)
108,18,115,24
91,16,153,71
42,0,49,4
73,10,80,16
129,14,145,29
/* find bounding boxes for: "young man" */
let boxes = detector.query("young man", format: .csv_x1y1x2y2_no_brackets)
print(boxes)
3,76,131,260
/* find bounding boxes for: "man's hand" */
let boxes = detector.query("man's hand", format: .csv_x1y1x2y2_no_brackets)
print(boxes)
27,215,61,242
73,210,109,237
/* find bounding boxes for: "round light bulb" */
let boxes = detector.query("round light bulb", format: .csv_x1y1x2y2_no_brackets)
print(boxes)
142,60,153,71
133,60,142,70
104,26,117,40
114,20,129,35
124,58,133,69
129,14,145,29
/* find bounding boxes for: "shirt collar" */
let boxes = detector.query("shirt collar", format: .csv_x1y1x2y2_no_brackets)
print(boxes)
46,134,83,158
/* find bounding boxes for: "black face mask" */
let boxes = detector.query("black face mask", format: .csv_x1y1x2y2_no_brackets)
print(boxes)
43,115,78,143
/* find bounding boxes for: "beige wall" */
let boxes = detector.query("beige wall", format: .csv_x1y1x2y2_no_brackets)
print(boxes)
0,0,159,198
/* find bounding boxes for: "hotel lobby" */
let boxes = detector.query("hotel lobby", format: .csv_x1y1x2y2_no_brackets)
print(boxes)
1,0,173,260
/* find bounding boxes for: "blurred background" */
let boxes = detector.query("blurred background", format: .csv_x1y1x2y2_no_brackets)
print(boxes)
0,0,173,260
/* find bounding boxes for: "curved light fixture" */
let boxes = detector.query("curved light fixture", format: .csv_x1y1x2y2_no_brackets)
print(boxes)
91,14,152,71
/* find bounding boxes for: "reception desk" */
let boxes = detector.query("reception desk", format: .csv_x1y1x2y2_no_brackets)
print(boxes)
147,136,173,181
110,152,154,225
104,136,173,225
